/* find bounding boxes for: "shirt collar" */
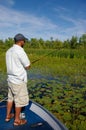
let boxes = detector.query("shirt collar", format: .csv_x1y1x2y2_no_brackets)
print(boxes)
13,44,23,50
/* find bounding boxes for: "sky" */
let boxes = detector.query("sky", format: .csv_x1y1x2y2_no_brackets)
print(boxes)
0,0,86,41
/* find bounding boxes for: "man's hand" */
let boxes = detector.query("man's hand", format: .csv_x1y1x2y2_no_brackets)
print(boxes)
25,65,31,70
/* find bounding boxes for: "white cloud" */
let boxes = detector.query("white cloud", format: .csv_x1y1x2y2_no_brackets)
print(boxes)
54,5,86,39
6,0,15,6
0,4,86,41
54,6,69,13
59,15,86,37
0,0,15,6
0,5,59,40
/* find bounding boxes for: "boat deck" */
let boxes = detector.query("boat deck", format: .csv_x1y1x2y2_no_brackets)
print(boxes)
0,101,54,130
0,100,68,130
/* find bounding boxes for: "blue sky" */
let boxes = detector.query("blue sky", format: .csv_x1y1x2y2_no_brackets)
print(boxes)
0,0,86,41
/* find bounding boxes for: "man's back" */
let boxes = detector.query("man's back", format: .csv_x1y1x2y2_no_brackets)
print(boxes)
6,44,30,84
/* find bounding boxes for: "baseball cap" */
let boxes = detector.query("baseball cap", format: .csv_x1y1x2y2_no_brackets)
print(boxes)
14,33,28,42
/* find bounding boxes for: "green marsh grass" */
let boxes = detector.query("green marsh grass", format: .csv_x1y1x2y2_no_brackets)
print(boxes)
0,53,6,72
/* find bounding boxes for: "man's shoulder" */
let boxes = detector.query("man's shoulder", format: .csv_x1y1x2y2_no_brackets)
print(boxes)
6,45,25,56
6,46,13,54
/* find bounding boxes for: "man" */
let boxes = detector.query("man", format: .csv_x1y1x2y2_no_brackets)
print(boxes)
5,33,31,126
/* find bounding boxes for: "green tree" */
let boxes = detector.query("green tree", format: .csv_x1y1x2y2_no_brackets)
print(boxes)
0,40,5,52
70,36,78,49
39,38,45,49
5,38,13,48
53,39,63,49
30,38,39,48
0,40,4,44
79,33,86,48
45,40,51,49
63,39,70,48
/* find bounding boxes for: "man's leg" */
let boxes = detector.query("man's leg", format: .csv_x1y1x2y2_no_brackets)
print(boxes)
5,81,14,121
13,82,28,125
5,101,14,121
14,107,27,125
14,107,22,122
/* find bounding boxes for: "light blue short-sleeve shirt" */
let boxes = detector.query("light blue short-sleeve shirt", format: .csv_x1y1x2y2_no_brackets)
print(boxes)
6,44,30,84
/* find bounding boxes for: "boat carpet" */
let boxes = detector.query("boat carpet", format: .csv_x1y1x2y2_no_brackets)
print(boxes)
0,102,53,130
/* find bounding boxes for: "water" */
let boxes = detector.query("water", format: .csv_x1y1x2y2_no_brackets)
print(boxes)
0,70,86,130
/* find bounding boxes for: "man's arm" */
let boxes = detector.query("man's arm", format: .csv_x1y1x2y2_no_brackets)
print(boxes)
19,50,31,69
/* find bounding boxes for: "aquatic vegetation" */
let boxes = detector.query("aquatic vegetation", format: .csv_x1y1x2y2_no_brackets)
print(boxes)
0,47,86,130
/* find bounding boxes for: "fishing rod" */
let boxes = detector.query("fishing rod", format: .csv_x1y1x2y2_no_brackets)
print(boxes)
31,47,64,64
31,50,55,64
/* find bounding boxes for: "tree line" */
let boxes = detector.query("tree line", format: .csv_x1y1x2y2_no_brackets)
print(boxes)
0,33,86,49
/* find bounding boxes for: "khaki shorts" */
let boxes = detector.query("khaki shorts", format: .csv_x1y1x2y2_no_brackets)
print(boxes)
8,81,29,107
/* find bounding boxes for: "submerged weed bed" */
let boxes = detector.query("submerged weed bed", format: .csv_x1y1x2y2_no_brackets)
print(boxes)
27,68,86,130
